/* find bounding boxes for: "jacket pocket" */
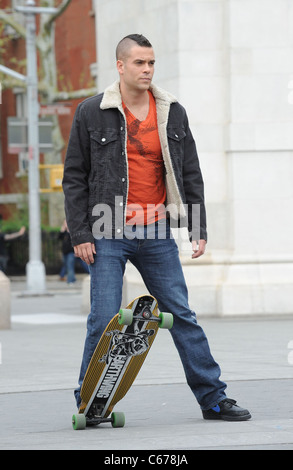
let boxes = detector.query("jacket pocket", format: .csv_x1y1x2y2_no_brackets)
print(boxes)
167,127,186,156
167,127,186,177
167,127,186,142
90,129,119,147
89,129,120,200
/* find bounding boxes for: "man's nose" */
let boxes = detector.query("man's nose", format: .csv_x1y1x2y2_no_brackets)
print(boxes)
143,64,151,74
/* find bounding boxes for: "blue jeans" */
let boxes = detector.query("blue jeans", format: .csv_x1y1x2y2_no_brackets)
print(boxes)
74,223,227,410
63,252,76,284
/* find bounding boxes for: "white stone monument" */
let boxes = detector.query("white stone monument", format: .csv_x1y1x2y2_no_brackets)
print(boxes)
0,271,11,329
94,0,293,316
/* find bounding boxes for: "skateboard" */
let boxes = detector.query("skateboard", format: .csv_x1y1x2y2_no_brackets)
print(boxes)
72,294,173,430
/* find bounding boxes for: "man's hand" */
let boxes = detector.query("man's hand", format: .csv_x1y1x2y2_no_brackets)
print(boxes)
18,226,26,237
191,239,206,259
74,242,96,265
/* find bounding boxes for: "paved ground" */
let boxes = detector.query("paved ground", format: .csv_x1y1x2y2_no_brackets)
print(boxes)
0,275,293,451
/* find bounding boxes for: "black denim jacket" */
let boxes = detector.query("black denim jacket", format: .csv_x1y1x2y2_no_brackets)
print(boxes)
63,81,207,245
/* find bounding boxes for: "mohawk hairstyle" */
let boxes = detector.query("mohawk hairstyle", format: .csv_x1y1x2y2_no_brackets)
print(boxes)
116,34,153,60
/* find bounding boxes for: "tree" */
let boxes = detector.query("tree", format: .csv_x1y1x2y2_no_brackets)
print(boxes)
0,0,97,225
0,0,97,155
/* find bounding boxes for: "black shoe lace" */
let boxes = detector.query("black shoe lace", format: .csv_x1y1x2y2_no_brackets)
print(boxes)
222,398,237,408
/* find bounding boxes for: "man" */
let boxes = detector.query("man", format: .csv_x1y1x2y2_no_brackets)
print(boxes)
58,219,89,283
63,34,251,421
0,219,26,273
58,220,76,284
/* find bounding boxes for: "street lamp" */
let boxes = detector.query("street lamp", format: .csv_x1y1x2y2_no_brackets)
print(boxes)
14,1,58,294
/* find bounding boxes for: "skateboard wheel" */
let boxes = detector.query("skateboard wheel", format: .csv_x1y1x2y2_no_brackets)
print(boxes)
111,411,125,428
72,413,86,430
118,308,133,325
159,312,174,329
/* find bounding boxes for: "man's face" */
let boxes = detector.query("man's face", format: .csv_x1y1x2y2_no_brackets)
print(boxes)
117,45,155,92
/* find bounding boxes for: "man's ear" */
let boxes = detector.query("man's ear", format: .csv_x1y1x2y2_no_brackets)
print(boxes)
116,59,124,75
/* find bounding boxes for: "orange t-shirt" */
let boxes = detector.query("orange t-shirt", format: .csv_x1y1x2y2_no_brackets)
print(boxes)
123,91,166,225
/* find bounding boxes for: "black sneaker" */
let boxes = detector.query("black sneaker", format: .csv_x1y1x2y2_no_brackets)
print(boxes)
202,398,251,421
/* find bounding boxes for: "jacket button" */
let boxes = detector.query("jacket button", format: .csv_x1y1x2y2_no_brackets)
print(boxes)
101,137,106,142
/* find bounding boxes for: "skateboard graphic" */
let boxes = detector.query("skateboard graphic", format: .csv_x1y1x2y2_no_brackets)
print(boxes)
72,294,173,430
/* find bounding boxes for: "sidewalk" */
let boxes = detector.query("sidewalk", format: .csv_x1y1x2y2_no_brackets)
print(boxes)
0,275,293,450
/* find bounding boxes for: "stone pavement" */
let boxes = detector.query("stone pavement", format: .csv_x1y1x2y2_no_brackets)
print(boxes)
0,275,293,451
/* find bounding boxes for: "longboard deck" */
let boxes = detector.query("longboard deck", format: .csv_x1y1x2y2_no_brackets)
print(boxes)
79,294,160,420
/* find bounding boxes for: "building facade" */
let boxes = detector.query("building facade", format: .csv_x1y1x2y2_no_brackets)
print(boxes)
0,0,96,225
95,0,293,316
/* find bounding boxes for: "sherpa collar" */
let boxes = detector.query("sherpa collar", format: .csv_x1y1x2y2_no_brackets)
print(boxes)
100,80,177,111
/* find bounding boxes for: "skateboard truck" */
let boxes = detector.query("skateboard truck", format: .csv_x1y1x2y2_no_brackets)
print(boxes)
72,410,125,430
118,307,173,329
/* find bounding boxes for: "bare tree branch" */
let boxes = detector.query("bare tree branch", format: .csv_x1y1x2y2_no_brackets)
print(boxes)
0,77,26,90
53,87,97,102
43,0,72,31
0,10,26,39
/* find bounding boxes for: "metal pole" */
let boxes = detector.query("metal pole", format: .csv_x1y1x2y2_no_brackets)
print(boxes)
0,64,27,83
24,0,46,293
